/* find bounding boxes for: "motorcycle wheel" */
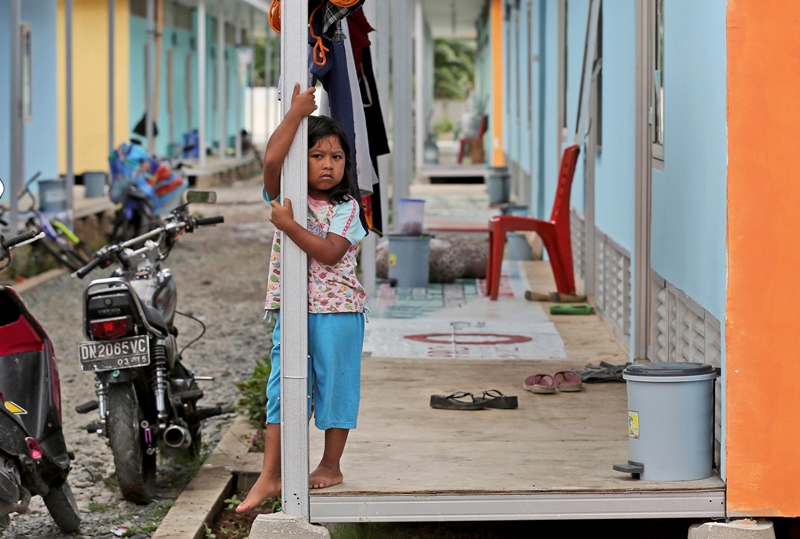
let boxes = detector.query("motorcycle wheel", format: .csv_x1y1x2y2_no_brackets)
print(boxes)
43,482,81,533
107,383,156,504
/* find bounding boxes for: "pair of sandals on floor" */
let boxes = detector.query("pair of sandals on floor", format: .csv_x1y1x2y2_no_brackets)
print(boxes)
430,389,518,410
523,371,583,394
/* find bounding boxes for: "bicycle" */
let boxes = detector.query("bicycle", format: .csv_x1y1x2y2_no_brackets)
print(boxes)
0,172,92,272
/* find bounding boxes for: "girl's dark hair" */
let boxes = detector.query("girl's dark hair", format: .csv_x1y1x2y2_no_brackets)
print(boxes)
307,115,353,204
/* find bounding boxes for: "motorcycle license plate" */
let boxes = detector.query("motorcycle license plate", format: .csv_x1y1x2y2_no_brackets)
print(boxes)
79,336,150,373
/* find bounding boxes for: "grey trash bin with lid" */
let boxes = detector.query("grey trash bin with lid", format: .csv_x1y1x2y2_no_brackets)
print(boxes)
613,362,719,481
83,171,108,198
388,234,431,289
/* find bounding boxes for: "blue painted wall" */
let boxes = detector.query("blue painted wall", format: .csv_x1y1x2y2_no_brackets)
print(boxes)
0,5,11,196
565,0,588,214
129,13,244,158
650,0,727,320
594,1,636,253
0,0,59,201
540,0,562,220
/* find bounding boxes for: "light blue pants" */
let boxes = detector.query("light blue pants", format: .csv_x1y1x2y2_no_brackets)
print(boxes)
266,312,365,430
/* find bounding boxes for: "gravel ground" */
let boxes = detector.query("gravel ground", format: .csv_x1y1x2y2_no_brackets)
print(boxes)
3,178,272,538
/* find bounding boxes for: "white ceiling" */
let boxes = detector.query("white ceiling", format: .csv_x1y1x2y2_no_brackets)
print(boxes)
423,0,485,38
167,0,486,39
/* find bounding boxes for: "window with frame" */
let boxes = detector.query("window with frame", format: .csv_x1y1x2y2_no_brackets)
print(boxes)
652,0,664,161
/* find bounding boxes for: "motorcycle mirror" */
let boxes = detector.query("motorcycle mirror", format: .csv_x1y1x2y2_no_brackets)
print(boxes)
186,191,217,204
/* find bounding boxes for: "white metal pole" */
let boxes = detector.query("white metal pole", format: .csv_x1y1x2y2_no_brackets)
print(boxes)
249,7,255,146
556,0,566,177
633,0,652,361
109,0,115,152
217,7,227,160
376,0,390,235
274,37,281,132
414,0,424,172
585,63,598,297
264,29,273,139
573,0,600,295
198,0,207,166
280,0,310,519
146,0,155,153
360,0,378,298
235,7,242,160
66,0,75,213
392,0,413,230
9,0,22,234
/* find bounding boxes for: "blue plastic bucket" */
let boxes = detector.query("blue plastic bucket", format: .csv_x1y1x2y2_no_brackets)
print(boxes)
486,167,510,205
83,171,107,198
507,233,533,260
388,234,431,288
38,179,68,213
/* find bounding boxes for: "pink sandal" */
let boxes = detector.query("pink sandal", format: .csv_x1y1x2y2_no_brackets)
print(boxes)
554,370,583,392
523,374,556,394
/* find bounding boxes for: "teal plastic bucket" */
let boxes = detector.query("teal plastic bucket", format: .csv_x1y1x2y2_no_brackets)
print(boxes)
83,171,107,198
38,179,68,213
507,232,533,260
388,234,431,288
486,167,510,205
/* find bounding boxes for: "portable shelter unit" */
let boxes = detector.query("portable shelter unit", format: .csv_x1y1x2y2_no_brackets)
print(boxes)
481,0,800,522
270,0,800,528
0,0,61,235
58,0,271,175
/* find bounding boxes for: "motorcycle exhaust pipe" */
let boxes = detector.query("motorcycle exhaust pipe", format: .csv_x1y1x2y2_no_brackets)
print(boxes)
162,425,192,449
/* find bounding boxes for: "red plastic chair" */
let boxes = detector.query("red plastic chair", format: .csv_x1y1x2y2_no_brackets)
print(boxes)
486,144,581,300
457,115,488,164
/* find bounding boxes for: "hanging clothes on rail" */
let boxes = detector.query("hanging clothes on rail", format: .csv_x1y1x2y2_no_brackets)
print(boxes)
340,20,377,196
348,8,390,236
307,0,368,233
321,0,367,40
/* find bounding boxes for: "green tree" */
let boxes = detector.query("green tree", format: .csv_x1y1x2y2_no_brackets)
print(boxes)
250,34,281,87
433,38,477,100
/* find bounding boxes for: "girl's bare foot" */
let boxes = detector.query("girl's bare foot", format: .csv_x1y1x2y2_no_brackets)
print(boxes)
309,464,343,489
236,472,281,513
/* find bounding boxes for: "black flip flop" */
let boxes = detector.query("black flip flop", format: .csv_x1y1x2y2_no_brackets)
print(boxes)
430,391,489,410
481,389,519,409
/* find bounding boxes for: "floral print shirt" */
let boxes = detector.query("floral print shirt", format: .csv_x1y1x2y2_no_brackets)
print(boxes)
265,195,367,313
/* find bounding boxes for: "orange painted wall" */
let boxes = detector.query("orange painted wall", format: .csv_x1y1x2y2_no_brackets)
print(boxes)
491,0,504,167
726,0,800,517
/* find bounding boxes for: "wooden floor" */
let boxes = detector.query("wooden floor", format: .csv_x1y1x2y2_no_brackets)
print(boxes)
311,357,723,495
233,262,725,522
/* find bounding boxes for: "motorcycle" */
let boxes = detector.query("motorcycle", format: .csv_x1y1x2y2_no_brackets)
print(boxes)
0,228,81,532
73,191,228,504
107,141,188,243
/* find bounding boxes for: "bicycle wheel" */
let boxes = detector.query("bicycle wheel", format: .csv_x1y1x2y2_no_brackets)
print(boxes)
51,220,93,264
36,235,84,272
51,220,91,268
